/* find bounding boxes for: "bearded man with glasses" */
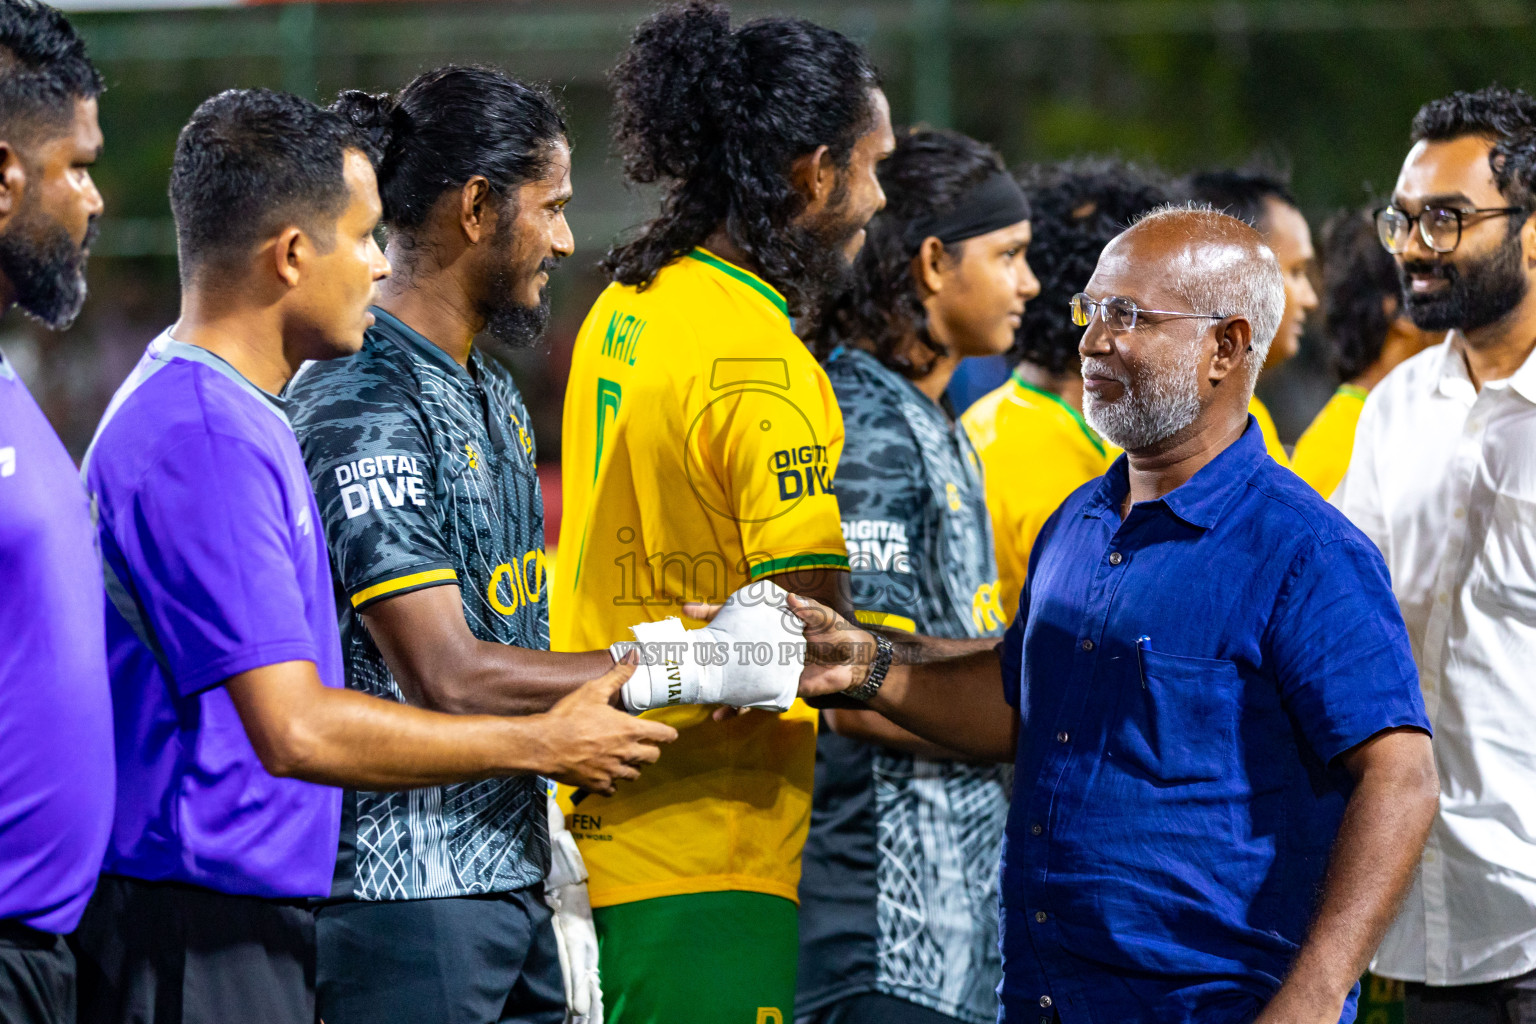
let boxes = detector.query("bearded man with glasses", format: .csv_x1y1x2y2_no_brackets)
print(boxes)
1337,85,1536,1023
773,205,1437,1024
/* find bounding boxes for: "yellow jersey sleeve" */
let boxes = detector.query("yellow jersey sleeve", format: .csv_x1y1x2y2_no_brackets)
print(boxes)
1291,386,1367,499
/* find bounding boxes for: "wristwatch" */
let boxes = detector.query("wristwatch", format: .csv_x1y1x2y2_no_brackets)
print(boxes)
843,632,893,703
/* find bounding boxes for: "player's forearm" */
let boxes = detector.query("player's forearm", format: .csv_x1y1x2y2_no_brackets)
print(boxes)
824,707,992,762
413,646,617,716
865,646,1017,762
1254,731,1437,1024
361,588,616,715
265,685,556,789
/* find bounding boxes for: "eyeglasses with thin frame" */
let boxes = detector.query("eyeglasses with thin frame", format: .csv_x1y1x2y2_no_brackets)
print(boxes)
1373,203,1527,255
1070,292,1229,333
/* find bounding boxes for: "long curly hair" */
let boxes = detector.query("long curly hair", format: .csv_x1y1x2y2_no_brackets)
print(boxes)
600,2,880,318
811,127,1005,376
1319,208,1401,382
1010,157,1172,375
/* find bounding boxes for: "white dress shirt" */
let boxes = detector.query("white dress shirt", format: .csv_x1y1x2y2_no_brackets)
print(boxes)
1336,334,1536,986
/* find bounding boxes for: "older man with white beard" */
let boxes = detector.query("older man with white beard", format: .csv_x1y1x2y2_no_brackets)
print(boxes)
768,206,1439,1024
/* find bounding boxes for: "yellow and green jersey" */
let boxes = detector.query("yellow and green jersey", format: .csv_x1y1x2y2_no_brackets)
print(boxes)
1291,385,1368,499
1249,393,1290,467
552,248,848,908
961,371,1117,624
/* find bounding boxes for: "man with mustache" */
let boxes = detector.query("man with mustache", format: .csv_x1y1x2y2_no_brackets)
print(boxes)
963,158,1168,622
1336,85,1536,1023
550,3,895,1020
0,5,108,1023
74,88,674,1024
293,66,806,1024
779,206,1437,1023
800,127,1037,1024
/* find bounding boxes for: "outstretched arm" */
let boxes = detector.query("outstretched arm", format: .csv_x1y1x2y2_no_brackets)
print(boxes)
1252,727,1437,1024
226,655,676,796
362,584,616,716
787,594,1016,762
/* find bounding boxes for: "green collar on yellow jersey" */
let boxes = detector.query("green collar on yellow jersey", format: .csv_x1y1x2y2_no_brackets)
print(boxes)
686,248,790,320
1011,369,1107,457
1337,384,1368,402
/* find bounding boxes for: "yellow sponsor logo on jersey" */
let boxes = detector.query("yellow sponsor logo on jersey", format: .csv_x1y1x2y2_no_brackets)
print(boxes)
487,549,549,615
946,481,962,511
464,442,479,470
972,579,1006,633
507,411,534,458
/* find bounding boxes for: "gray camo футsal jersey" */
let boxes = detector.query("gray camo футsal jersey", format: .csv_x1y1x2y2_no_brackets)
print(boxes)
287,308,550,901
798,347,1011,1024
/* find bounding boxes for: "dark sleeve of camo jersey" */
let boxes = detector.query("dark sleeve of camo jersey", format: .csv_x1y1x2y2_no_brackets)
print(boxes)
827,360,925,630
288,356,456,612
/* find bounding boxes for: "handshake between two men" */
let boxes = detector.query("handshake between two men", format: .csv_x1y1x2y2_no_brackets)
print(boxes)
549,583,929,796
544,582,895,796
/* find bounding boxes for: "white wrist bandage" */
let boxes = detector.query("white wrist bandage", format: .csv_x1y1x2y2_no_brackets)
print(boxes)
612,581,806,713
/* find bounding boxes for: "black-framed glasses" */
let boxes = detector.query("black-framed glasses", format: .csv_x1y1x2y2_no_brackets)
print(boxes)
1070,292,1228,333
1374,203,1527,255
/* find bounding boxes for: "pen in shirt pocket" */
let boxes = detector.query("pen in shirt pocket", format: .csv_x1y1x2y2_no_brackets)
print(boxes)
1136,635,1151,688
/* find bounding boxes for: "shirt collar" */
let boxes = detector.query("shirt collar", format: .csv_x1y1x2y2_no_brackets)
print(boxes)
370,305,480,382
151,331,291,425
1010,369,1108,457
0,348,13,381
1430,330,1536,406
1433,332,1478,405
1506,334,1536,404
685,248,791,324
1082,416,1270,530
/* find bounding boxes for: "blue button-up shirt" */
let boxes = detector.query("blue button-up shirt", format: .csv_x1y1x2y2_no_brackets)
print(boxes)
996,419,1428,1024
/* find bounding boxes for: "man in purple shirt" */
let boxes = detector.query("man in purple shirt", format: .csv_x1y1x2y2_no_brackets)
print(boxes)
0,6,111,1024
70,89,675,1024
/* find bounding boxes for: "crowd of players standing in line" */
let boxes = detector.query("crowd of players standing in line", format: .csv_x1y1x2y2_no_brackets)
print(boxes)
2,0,1535,1023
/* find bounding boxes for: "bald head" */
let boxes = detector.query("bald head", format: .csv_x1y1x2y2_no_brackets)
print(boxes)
1078,204,1286,455
1104,206,1286,388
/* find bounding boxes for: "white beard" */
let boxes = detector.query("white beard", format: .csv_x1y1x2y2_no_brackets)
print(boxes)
1081,347,1202,452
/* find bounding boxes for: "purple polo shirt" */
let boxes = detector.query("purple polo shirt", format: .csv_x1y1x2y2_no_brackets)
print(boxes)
84,332,343,899
0,353,113,933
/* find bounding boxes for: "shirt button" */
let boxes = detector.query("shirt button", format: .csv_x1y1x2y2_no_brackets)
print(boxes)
1040,996,1053,1008
1454,507,1466,520
1056,731,1069,744
1438,592,1450,604
1035,910,1048,923
1031,823,1044,836
1108,551,1123,565
1080,639,1094,651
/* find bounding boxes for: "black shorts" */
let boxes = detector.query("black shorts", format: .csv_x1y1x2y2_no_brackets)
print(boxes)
0,920,74,1024
315,886,563,1024
71,874,315,1024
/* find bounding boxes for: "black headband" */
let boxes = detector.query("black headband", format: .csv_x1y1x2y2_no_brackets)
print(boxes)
901,171,1032,250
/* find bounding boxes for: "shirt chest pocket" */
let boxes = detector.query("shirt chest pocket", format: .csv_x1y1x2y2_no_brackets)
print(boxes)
1112,648,1241,784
